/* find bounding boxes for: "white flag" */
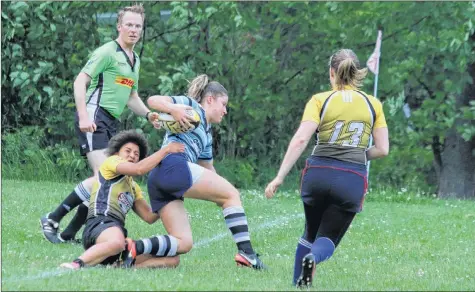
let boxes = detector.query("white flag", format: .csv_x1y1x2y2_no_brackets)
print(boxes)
366,30,382,75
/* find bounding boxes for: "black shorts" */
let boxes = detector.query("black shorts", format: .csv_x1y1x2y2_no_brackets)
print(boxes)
75,106,119,156
82,215,128,265
300,156,367,213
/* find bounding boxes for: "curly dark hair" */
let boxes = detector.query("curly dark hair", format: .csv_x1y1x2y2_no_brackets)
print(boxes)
106,130,149,161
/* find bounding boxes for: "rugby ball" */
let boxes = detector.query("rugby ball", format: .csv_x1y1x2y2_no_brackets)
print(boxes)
158,109,200,134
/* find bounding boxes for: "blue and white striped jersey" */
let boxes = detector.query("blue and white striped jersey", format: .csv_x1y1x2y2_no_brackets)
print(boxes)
161,96,213,163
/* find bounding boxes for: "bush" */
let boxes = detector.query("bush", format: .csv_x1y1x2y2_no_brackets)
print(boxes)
214,158,255,189
2,126,89,182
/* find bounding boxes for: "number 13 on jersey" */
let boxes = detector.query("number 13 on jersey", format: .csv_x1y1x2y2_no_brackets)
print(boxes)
328,120,368,147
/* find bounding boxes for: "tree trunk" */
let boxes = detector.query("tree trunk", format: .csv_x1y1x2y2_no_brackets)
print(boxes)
438,34,475,199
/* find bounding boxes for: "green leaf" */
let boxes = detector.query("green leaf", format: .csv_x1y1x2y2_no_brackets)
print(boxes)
2,11,9,20
20,72,29,80
32,73,41,83
13,78,23,88
205,6,217,17
43,86,54,97
11,2,29,17
9,71,19,79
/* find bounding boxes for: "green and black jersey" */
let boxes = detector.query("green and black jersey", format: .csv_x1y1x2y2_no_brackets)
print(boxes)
82,40,140,119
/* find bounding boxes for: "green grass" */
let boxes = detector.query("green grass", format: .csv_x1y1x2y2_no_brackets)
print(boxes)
2,179,475,291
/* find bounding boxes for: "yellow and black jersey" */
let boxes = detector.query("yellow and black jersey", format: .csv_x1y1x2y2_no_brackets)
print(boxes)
88,155,144,223
301,85,387,165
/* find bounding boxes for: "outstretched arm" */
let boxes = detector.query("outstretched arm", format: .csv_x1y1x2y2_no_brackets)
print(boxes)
265,121,318,198
115,142,185,176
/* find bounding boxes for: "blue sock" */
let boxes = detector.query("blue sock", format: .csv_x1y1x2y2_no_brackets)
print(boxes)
311,237,335,264
292,238,312,285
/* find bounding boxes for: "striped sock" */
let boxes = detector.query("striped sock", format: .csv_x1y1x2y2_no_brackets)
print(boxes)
135,235,178,257
293,238,312,285
74,181,91,202
223,206,254,254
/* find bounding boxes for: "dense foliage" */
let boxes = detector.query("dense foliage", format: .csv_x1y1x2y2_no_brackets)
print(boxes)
2,2,474,197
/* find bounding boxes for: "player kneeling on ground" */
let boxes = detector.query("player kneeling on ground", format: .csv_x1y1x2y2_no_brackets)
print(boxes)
60,130,184,269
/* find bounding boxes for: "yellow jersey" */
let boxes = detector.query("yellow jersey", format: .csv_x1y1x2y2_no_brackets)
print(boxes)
301,86,387,165
88,155,144,223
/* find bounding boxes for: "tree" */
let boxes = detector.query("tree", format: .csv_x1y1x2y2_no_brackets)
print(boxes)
438,32,475,198
2,1,474,196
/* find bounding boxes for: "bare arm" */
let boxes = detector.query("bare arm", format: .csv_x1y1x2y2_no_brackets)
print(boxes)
74,72,95,132
115,142,185,176
147,95,195,128
366,127,389,160
265,121,318,198
127,91,151,118
133,199,160,224
275,121,317,180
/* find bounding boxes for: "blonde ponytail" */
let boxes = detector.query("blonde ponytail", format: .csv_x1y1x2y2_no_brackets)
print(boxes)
187,74,209,102
187,74,228,103
329,49,368,90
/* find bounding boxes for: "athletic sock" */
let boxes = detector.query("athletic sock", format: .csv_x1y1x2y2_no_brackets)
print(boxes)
135,235,178,257
49,182,90,222
223,206,254,254
311,237,335,264
293,238,312,285
60,204,88,240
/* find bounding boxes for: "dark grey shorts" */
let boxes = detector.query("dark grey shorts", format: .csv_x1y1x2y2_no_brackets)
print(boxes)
75,106,119,156
82,215,127,265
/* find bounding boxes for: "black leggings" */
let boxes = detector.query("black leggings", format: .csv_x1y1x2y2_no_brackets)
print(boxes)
302,202,356,247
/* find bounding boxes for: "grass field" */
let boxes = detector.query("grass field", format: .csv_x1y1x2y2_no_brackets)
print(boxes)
2,179,475,291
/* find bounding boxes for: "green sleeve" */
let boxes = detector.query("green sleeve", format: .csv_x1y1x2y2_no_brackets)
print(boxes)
81,48,111,78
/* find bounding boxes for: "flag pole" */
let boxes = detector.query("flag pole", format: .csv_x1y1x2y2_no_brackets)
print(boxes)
366,30,382,185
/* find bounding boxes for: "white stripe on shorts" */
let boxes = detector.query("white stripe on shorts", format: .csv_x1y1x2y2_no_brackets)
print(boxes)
86,103,99,152
187,162,204,184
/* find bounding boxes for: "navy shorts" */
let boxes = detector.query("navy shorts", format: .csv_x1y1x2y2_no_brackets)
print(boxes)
300,156,367,213
82,215,127,265
75,106,119,156
147,153,193,213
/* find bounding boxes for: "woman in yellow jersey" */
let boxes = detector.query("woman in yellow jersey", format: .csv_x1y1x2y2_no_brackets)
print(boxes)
265,49,389,287
60,130,184,269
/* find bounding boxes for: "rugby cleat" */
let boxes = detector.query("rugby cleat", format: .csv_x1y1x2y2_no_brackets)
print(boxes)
60,262,81,270
120,238,137,268
296,253,316,288
234,250,267,270
40,213,62,244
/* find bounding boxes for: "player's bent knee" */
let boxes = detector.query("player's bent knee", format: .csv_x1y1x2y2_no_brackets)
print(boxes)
178,237,193,254
221,189,242,208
